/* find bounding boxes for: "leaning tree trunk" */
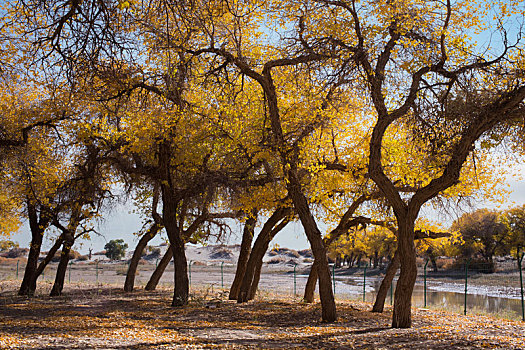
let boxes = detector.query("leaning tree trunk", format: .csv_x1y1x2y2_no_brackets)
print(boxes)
392,218,417,328
145,246,173,291
237,208,290,303
50,233,74,296
229,213,257,300
303,261,318,303
19,203,49,296
124,223,160,292
372,250,399,313
247,219,290,300
28,235,64,295
19,233,43,296
237,234,271,303
285,168,337,322
247,256,264,300
261,68,335,321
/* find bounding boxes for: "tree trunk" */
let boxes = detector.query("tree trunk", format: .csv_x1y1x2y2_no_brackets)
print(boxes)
425,248,438,272
248,255,263,300
19,234,43,296
303,261,318,303
347,253,354,268
124,223,160,292
159,143,190,307
285,167,336,322
50,233,74,296
372,250,399,313
237,208,290,303
145,246,173,291
28,235,64,295
19,203,49,296
261,69,335,321
170,237,189,306
392,218,417,328
237,243,264,303
229,213,257,300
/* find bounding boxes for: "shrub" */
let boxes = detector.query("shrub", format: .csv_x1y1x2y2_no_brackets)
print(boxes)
144,247,161,260
286,250,300,258
210,247,233,260
49,249,82,262
0,247,28,258
298,249,313,258
268,257,285,264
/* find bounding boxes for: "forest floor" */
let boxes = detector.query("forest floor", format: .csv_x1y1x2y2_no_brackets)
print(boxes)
0,280,524,349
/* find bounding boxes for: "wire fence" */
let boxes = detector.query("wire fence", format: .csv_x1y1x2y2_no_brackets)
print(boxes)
1,255,523,321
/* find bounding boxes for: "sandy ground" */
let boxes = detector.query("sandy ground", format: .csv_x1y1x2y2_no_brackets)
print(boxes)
0,280,524,349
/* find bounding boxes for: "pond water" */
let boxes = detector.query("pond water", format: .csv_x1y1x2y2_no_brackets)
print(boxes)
336,275,524,320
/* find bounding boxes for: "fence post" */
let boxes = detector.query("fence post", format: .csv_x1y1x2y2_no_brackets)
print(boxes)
221,262,224,289
293,263,297,297
363,263,368,302
69,261,72,283
424,259,429,308
464,259,470,316
96,260,99,283
518,247,524,322
189,260,193,288
332,263,336,295
16,260,19,279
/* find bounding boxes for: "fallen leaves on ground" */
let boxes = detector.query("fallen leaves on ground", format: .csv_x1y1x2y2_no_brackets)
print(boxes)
0,281,523,349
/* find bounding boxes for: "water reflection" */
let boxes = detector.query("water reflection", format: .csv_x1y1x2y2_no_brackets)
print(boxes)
342,277,524,319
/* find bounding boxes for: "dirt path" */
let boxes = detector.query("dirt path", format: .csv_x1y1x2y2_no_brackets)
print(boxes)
0,280,524,349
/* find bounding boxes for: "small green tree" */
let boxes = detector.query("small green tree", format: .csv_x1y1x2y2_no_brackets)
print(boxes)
104,239,128,261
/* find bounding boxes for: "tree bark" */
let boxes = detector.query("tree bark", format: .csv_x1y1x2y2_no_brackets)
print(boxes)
373,251,379,269
247,218,291,301
237,208,290,303
19,234,43,296
391,218,417,328
170,235,189,306
229,212,257,300
303,261,318,303
50,233,74,296
145,245,173,291
260,62,336,321
286,168,336,322
237,241,265,303
19,202,49,296
124,223,161,292
28,235,64,295
426,248,439,272
247,255,263,300
372,250,399,313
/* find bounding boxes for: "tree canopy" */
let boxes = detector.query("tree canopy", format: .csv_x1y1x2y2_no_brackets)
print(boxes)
0,0,524,329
